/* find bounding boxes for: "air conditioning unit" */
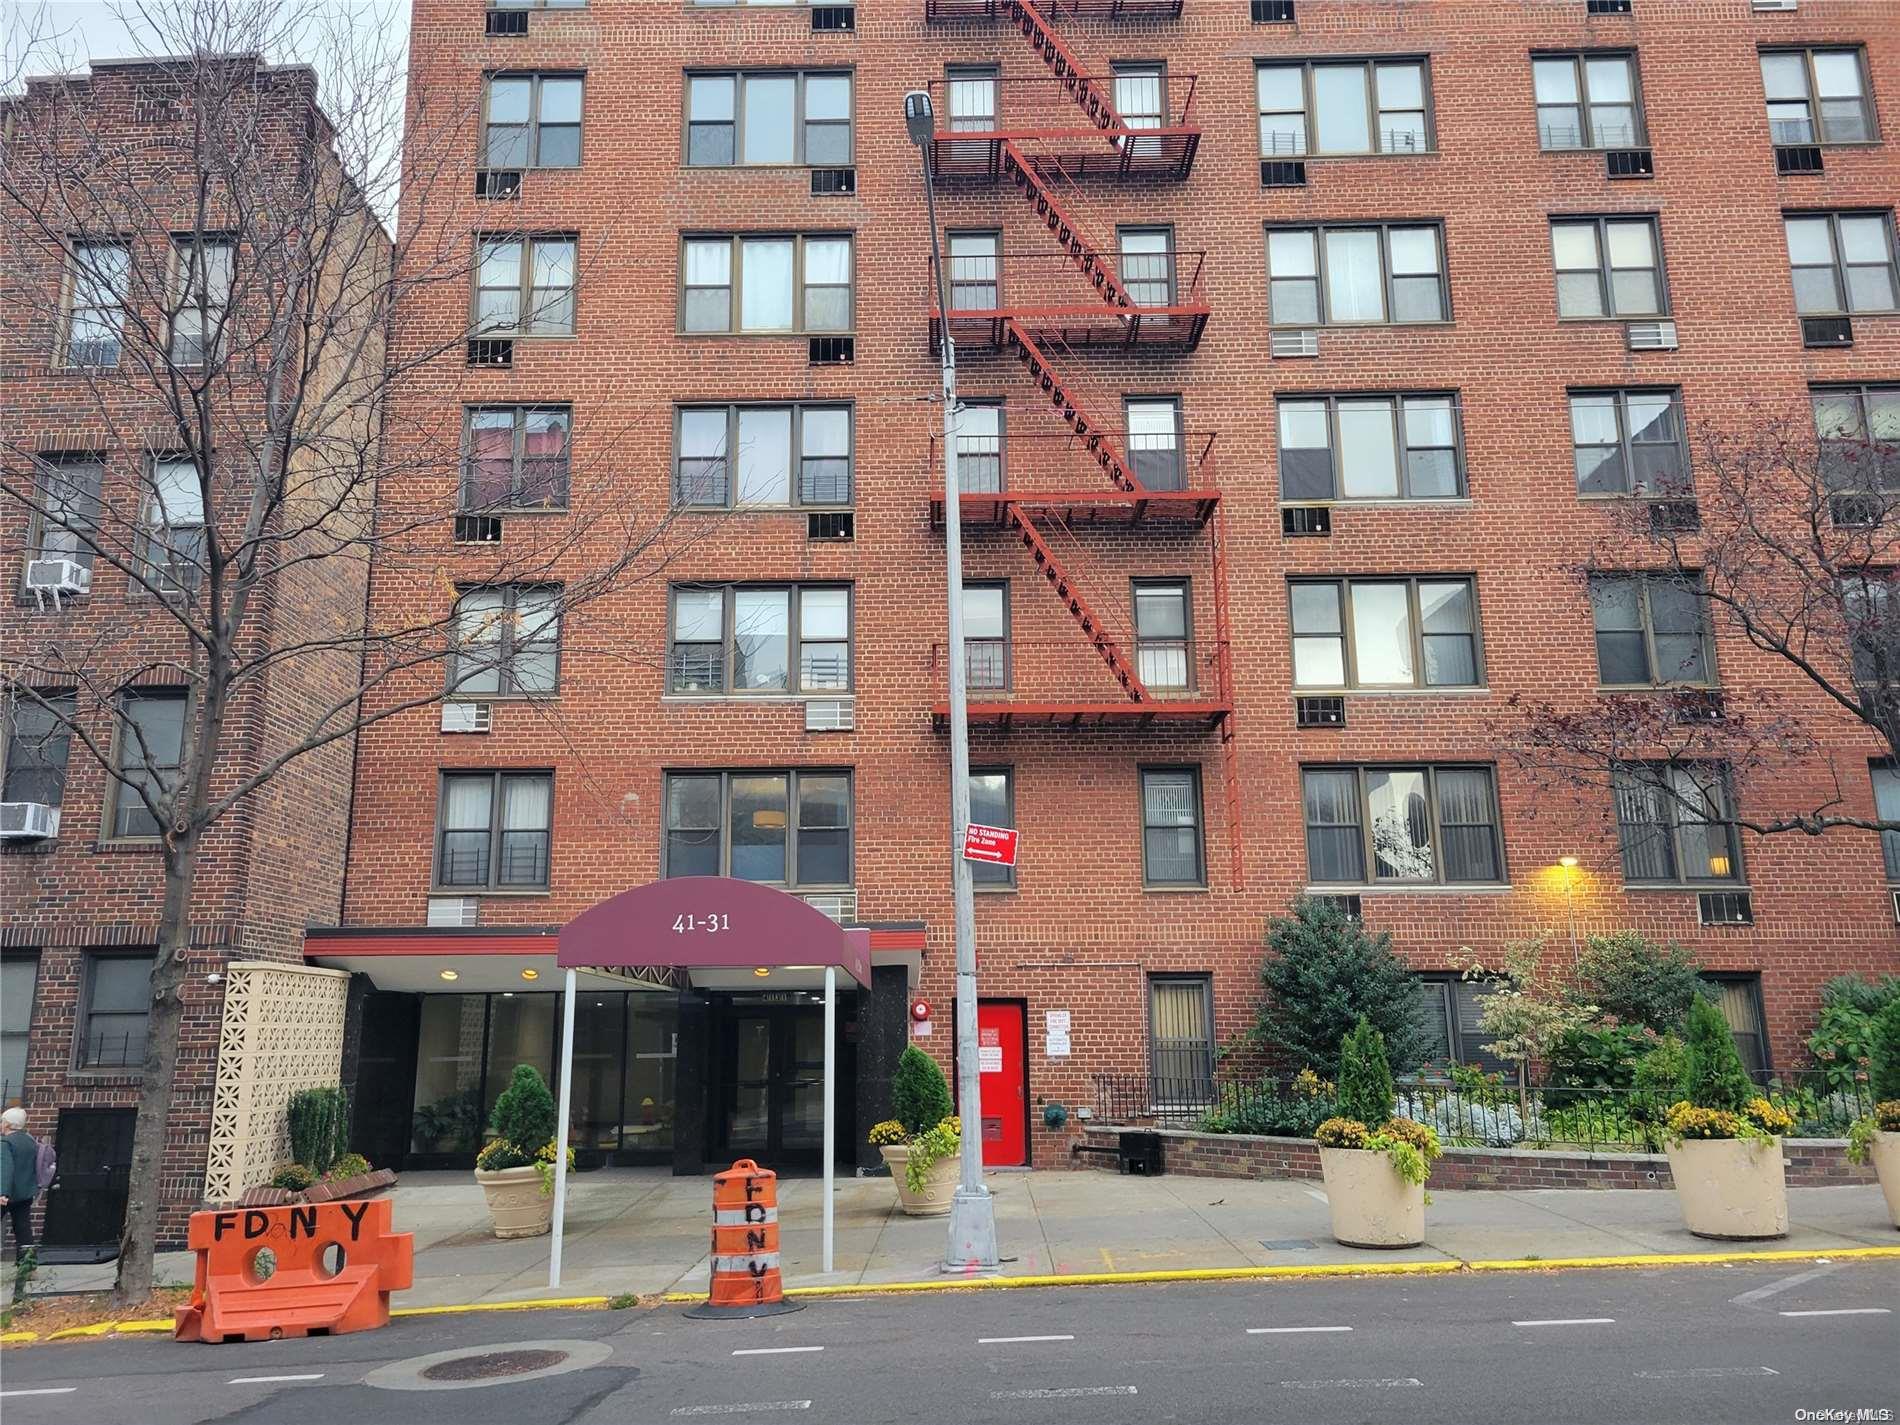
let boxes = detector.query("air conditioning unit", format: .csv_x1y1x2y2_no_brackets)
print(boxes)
475,169,522,199
1260,160,1307,188
809,336,854,365
1751,0,1796,11
1626,319,1678,351
1295,695,1346,728
468,338,514,368
811,168,857,197
1605,148,1654,179
1281,505,1331,536
807,511,854,541
454,514,503,544
1311,892,1362,921
1697,890,1754,927
1251,0,1295,18
441,702,493,733
1646,499,1700,534
811,3,855,30
25,557,91,609
1830,493,1881,528
485,8,529,35
427,897,481,927
1270,328,1319,359
1775,145,1823,175
805,698,855,732
0,802,58,841
801,890,858,924
1801,316,1853,348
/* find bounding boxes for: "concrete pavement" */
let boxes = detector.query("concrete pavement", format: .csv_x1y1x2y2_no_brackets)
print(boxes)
10,1167,1896,1311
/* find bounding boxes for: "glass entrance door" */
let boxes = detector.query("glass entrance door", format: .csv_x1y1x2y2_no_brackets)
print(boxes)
719,1002,838,1166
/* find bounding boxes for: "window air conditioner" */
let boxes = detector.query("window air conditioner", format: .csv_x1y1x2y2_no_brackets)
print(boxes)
25,557,91,609
1625,319,1678,351
0,802,58,841
427,897,481,927
441,702,493,734
1697,891,1754,926
805,699,855,732
1270,328,1319,359
801,890,858,924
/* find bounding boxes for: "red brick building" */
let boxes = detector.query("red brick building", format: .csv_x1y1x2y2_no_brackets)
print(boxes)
2,56,383,1247
317,0,1900,1176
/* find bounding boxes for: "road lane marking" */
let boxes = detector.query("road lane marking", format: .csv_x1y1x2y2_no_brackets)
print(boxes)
1778,1308,1891,1317
229,1374,325,1385
1,1389,78,1398
731,1346,824,1357
1730,1263,1838,1306
1247,1326,1353,1334
1279,1378,1422,1389
1635,1367,1779,1379
670,1405,812,1416
978,1334,1075,1344
991,1387,1137,1399
1513,1318,1615,1327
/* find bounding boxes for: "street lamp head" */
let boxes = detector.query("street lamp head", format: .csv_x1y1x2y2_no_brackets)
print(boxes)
903,90,935,147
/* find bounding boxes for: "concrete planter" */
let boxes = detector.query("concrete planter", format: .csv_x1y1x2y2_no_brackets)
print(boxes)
1871,1130,1900,1230
880,1144,957,1216
475,1165,553,1238
1319,1145,1424,1248
1663,1136,1788,1240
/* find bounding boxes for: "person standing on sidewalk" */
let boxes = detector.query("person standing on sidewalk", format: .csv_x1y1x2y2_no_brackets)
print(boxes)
1,1106,41,1275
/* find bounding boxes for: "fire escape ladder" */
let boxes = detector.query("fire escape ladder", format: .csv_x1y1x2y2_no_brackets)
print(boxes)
1003,502,1151,702
1006,0,1127,136
999,140,1130,311
1001,318,1143,494
1209,502,1244,889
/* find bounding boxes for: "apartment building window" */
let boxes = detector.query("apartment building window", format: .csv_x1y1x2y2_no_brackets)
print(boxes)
1134,580,1191,691
970,768,1015,888
955,402,1003,493
110,690,187,840
1112,63,1166,159
1760,48,1874,146
681,234,852,333
1590,573,1714,687
1551,216,1666,319
79,953,154,1069
1291,577,1481,690
1416,975,1508,1072
1141,767,1204,887
1613,762,1741,885
1266,223,1447,325
963,582,1008,691
1704,974,1769,1078
464,407,571,511
436,771,553,890
62,240,130,367
1278,393,1462,501
451,585,562,696
686,71,852,167
1845,573,1900,689
1,958,35,1105
1785,212,1899,316
168,236,233,366
1119,228,1176,308
1125,397,1183,490
484,73,583,169
26,454,103,574
1255,58,1430,156
948,231,999,311
1872,762,1900,883
475,234,577,335
1149,975,1214,1100
663,770,853,887
1302,764,1504,886
1813,386,1900,494
141,457,206,594
1533,51,1643,150
492,0,586,8
2,694,73,813
669,584,851,693
674,404,852,507
1571,390,1686,496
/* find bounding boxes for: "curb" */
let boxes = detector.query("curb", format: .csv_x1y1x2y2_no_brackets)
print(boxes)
6,1245,1897,1342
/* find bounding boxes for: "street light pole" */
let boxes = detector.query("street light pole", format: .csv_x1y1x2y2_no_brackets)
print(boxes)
905,89,999,1274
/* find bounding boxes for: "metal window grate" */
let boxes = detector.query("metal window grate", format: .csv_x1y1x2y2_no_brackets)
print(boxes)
1698,891,1754,926
809,336,855,364
1252,0,1295,19
476,169,522,199
1587,0,1632,12
811,4,855,30
468,338,514,368
807,511,855,541
1281,505,1331,537
1801,316,1853,348
1831,493,1881,528
1260,159,1307,188
1311,893,1362,921
454,514,503,544
1647,500,1700,534
1605,148,1654,179
1774,145,1823,175
811,167,857,197
1295,695,1346,728
485,8,528,35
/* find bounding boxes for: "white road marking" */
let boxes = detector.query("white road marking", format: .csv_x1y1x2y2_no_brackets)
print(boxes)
229,1374,325,1385
990,1387,1139,1400
1513,1318,1615,1327
978,1334,1075,1344
0,1389,78,1398
670,1404,812,1416
1778,1308,1891,1318
731,1346,824,1357
1280,1379,1422,1389
1247,1326,1353,1335
1635,1367,1779,1380
1730,1263,1838,1306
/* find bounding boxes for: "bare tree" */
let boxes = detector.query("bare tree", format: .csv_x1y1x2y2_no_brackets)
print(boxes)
1498,394,1900,864
1,2,700,1304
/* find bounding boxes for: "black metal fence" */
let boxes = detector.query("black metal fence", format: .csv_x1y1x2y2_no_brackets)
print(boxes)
1091,1070,1878,1153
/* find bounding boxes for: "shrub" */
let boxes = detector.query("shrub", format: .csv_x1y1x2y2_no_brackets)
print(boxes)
324,1152,371,1182
491,1064,557,1152
1871,995,1900,1104
287,1087,348,1176
1367,1117,1442,1185
1805,975,1900,1093
1199,1085,1338,1138
1399,1087,1525,1148
1546,1023,1659,1094
892,1046,953,1137
905,1116,962,1193
1337,1017,1396,1129
1664,1097,1789,1143
1630,1035,1689,1122
1680,995,1755,1113
271,1163,316,1191
1255,899,1431,1078
1573,931,1707,1033
476,1138,534,1172
1314,1117,1368,1150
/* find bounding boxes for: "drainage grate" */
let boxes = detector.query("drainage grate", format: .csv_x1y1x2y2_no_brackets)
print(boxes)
423,1349,569,1382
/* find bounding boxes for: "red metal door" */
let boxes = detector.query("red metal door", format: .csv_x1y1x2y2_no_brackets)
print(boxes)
976,1000,1028,1167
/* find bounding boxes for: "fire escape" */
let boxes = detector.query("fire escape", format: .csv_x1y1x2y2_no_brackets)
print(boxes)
922,0,1242,885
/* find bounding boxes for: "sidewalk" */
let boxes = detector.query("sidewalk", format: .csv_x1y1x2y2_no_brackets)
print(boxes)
11,1168,1896,1309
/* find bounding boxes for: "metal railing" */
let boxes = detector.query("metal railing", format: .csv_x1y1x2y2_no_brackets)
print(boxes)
928,430,1221,500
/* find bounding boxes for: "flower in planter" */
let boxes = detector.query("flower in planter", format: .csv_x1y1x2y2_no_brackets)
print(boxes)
905,1116,963,1194
867,1119,907,1147
270,1162,316,1192
1314,1116,1369,1150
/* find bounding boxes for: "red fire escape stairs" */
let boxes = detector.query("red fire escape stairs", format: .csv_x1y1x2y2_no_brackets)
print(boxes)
1000,140,1131,311
1004,502,1149,702
1005,0,1127,136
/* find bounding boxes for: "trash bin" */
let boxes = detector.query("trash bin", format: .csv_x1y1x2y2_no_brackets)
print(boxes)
1118,1131,1164,1175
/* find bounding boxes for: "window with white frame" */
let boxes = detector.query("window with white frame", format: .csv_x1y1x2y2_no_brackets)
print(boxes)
1612,762,1741,885
1302,764,1504,886
687,71,851,166
962,582,1008,691
1571,389,1687,496
1291,577,1481,690
451,585,562,696
26,455,103,574
1532,51,1644,150
668,584,851,694
1255,58,1430,157
1785,212,1899,316
663,769,852,887
62,240,130,367
1266,223,1446,325
141,457,206,593
1125,397,1183,490
955,402,1003,493
483,73,583,168
682,234,852,333
1278,393,1462,501
1760,48,1874,146
1550,216,1667,319
674,404,851,507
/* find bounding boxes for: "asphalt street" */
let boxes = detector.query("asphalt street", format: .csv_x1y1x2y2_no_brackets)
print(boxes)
0,1263,1895,1425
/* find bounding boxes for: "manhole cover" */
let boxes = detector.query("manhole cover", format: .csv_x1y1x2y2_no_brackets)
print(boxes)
423,1349,569,1382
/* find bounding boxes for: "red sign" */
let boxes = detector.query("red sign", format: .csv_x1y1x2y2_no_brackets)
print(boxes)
910,996,932,1023
962,823,1019,866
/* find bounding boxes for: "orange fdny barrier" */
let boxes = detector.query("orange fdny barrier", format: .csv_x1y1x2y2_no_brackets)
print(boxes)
685,1158,804,1319
174,1197,414,1343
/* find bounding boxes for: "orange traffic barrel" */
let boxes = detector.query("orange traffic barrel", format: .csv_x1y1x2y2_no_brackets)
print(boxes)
685,1159,804,1319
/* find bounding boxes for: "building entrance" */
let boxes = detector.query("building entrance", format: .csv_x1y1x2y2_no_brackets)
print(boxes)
715,996,854,1168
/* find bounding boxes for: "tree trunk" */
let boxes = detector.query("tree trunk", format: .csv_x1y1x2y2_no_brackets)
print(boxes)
110,834,200,1308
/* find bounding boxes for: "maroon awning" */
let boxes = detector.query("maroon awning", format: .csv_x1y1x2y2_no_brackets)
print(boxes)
557,876,872,985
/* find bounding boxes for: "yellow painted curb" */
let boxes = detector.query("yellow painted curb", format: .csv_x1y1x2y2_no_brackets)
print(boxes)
1465,1245,1900,1272
392,1295,610,1318
44,1322,120,1340
109,1319,173,1333
2,1330,41,1343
